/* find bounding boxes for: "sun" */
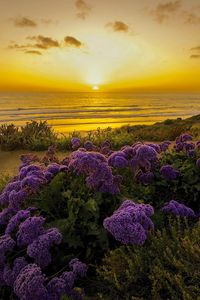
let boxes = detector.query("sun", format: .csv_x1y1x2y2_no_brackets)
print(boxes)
92,85,100,90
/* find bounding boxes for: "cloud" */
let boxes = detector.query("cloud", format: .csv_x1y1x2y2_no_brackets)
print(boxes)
75,0,92,19
190,45,200,59
182,11,200,24
26,35,60,49
12,17,37,27
64,36,83,48
151,0,181,23
25,50,42,55
106,21,129,33
190,54,200,59
8,43,32,49
191,46,200,52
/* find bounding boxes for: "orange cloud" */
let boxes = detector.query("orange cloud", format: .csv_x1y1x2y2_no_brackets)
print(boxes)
152,0,181,23
75,0,92,20
64,36,83,48
25,50,42,55
191,46,200,52
13,17,37,27
26,35,60,49
106,21,129,33
190,54,200,59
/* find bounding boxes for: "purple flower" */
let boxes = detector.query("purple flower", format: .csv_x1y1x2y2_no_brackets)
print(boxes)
3,257,28,287
21,175,45,191
84,140,94,151
4,181,21,193
160,141,171,152
146,143,161,153
19,165,41,180
0,234,16,256
71,138,81,150
17,216,45,247
180,133,192,142
160,165,179,180
44,171,54,182
5,208,35,235
121,146,135,158
162,200,196,218
27,228,62,268
69,258,88,278
0,207,17,226
9,189,29,209
0,192,9,206
184,142,195,151
60,271,75,290
103,200,154,245
47,277,67,300
136,145,157,161
108,151,128,168
47,163,60,175
14,264,48,300
175,142,184,152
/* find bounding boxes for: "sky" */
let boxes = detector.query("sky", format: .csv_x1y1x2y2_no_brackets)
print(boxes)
0,0,200,92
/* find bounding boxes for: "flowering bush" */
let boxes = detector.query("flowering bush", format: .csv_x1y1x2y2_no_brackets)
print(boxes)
1,132,200,299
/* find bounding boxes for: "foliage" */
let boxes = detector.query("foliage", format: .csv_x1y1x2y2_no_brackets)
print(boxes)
0,129,200,299
30,173,122,262
0,124,22,150
1,114,200,151
0,121,57,151
97,219,200,300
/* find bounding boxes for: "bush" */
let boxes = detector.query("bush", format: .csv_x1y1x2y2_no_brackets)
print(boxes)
29,173,122,262
97,220,200,300
0,124,22,150
21,121,57,150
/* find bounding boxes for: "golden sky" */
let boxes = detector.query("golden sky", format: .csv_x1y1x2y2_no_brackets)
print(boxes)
0,0,200,92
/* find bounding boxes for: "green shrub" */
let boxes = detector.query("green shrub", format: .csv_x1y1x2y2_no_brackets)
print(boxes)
97,220,200,300
29,173,122,262
0,124,22,150
21,120,57,150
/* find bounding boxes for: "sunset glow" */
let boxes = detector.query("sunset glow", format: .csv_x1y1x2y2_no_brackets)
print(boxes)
0,0,200,92
92,85,100,90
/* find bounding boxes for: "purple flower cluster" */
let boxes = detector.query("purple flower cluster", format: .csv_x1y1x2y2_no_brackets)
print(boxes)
69,150,121,194
160,165,179,180
0,154,87,299
162,200,196,218
27,228,62,268
17,216,45,247
159,141,171,152
108,151,128,168
12,258,87,300
84,140,94,151
71,137,81,150
103,200,154,245
175,133,195,156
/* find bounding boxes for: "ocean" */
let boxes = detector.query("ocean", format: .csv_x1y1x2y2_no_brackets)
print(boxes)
0,92,200,133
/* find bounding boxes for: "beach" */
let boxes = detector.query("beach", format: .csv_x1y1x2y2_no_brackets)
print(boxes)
0,92,200,133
